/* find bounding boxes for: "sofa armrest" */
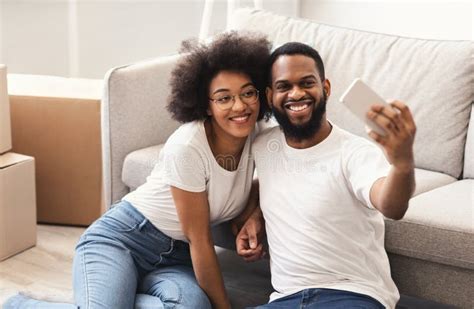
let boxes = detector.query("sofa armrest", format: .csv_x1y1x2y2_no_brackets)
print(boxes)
463,102,474,179
102,55,182,208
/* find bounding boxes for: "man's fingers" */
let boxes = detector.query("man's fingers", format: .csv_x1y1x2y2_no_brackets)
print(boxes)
237,231,249,240
372,104,404,131
368,130,387,147
235,217,266,261
236,241,247,255
248,228,258,249
241,244,265,262
236,229,261,254
236,232,250,255
367,110,398,136
239,244,263,258
239,249,254,257
389,101,417,135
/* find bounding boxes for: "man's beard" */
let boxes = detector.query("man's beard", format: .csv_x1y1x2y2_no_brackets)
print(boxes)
272,92,327,141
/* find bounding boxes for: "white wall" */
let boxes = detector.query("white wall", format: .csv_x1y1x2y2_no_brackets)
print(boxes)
0,0,472,79
0,0,297,78
300,0,473,41
1,0,206,78
1,1,71,77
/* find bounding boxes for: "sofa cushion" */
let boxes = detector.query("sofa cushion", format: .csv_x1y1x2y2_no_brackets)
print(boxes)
122,144,164,191
229,8,474,179
413,168,456,196
385,180,474,270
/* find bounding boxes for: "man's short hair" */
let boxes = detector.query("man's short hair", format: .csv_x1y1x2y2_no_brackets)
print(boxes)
268,42,325,83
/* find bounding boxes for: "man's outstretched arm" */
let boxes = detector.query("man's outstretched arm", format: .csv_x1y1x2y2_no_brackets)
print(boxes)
367,101,417,220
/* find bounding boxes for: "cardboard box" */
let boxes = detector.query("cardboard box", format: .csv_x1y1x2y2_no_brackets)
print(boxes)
0,65,12,154
8,74,104,226
0,152,36,261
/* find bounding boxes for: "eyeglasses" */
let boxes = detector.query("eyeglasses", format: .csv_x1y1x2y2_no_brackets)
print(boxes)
209,89,259,111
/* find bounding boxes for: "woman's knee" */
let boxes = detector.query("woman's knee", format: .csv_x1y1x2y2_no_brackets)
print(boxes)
140,266,211,309
183,283,211,309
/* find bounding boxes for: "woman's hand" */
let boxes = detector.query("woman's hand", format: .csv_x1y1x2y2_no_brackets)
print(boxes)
236,207,266,262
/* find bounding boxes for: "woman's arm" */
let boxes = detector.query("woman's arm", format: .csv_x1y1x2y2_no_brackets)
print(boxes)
230,179,259,235
233,179,266,262
170,186,231,309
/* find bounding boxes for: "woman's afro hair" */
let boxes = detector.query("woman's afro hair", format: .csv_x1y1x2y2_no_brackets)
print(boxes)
167,31,272,123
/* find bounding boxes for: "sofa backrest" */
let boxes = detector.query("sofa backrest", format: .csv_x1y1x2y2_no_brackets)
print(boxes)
229,8,474,179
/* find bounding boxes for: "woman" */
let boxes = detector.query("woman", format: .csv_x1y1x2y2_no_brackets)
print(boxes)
5,31,271,309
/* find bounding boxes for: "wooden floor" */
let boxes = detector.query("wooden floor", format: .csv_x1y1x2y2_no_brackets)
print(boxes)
0,225,85,306
0,224,271,308
0,225,456,309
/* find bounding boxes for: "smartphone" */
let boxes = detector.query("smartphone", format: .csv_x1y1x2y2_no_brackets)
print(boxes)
339,78,388,136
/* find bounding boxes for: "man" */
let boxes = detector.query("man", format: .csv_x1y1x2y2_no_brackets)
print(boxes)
237,42,416,309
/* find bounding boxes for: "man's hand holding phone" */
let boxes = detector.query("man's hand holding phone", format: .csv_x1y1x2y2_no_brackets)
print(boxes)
340,79,417,171
366,100,417,171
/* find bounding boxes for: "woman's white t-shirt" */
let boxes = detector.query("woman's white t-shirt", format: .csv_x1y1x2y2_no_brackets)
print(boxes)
123,120,255,241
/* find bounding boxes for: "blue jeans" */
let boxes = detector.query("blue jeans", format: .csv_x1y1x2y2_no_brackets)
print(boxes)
4,201,211,309
248,288,385,309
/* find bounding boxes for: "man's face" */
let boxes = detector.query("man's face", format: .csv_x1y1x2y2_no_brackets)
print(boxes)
267,55,330,140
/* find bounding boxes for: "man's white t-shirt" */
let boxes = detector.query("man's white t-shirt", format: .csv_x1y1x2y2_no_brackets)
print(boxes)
123,120,255,241
252,124,399,309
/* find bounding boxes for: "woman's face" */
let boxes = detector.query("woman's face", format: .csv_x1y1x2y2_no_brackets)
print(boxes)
207,71,260,140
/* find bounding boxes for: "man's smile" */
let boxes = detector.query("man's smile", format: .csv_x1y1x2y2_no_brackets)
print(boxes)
283,98,314,115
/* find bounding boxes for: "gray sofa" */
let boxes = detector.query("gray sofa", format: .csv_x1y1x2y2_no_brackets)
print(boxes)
101,9,473,309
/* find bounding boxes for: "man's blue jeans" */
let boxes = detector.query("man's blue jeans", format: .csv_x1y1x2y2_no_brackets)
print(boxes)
249,288,385,309
4,201,211,309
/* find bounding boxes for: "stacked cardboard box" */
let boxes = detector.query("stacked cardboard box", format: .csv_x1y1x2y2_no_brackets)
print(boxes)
0,65,36,261
8,74,104,226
